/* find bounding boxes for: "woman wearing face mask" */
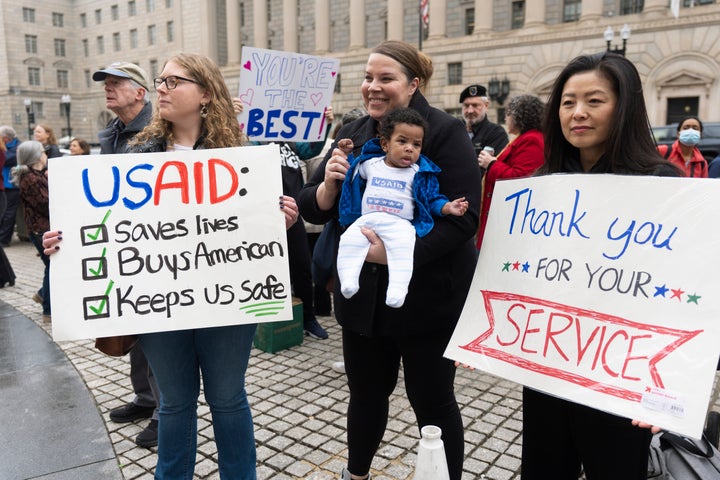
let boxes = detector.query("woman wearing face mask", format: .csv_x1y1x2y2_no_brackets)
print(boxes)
658,116,708,177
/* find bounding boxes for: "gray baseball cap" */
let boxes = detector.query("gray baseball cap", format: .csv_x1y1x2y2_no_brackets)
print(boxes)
93,62,150,90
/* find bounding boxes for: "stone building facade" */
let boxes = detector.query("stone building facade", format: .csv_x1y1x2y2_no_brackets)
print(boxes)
0,0,718,142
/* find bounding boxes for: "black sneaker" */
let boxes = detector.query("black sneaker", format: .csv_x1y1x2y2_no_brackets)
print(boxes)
109,402,155,423
135,419,158,448
304,319,329,339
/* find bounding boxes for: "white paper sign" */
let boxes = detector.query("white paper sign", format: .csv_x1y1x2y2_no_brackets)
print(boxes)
445,174,720,438
237,47,340,142
48,144,292,341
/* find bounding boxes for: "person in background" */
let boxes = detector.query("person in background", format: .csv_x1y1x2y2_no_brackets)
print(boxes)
69,138,91,155
33,124,63,159
657,115,708,177
92,61,159,448
0,127,22,247
475,94,545,249
709,152,720,178
0,140,12,287
459,84,509,161
298,40,481,480
11,141,50,322
524,52,680,480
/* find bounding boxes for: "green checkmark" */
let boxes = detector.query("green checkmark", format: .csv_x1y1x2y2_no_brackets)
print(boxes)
89,279,114,315
87,209,112,242
88,248,107,276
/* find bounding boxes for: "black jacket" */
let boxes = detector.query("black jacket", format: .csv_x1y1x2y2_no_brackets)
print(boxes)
99,102,153,154
298,92,482,336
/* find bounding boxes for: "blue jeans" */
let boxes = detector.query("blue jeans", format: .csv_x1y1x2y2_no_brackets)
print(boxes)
140,324,257,480
29,232,50,315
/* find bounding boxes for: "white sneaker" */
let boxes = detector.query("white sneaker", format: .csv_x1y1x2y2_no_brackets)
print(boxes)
331,361,346,374
340,468,371,480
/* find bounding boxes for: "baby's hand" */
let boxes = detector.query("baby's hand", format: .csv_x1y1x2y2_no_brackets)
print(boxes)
337,138,354,154
444,197,468,216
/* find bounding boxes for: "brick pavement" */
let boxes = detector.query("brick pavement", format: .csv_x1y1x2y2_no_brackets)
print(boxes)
3,238,718,480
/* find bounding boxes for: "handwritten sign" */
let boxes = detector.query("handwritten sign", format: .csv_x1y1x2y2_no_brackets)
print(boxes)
445,174,720,438
237,47,339,142
48,145,292,342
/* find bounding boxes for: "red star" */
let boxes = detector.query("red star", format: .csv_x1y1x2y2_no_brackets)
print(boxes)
512,261,521,271
670,288,685,301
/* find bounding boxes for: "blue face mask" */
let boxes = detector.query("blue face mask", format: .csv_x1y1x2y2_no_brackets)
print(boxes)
679,128,701,146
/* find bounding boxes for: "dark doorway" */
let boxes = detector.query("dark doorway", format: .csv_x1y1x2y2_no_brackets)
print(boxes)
666,97,698,124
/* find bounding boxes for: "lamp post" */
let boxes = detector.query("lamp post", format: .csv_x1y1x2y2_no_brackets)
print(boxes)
604,24,631,57
23,98,34,141
487,76,510,106
61,94,72,139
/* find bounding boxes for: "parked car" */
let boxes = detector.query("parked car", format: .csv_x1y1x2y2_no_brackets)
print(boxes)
652,122,720,163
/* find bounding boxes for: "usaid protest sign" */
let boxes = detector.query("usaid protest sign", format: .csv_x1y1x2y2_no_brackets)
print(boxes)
237,47,339,142
445,174,720,438
48,144,292,342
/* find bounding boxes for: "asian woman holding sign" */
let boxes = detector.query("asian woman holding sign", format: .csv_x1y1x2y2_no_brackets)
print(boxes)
525,52,679,480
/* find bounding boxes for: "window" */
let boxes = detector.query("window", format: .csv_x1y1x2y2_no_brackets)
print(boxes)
23,8,35,23
95,9,102,24
148,25,157,45
563,0,581,22
149,59,158,78
54,39,67,57
57,70,69,89
166,0,173,7
52,12,64,27
82,39,89,56
240,2,245,26
25,35,38,54
80,13,87,28
683,0,714,5
111,5,119,20
465,8,475,35
511,1,525,29
147,0,155,12
113,32,121,51
334,73,342,93
28,67,41,86
267,0,271,21
129,1,137,16
167,21,174,42
620,0,644,14
84,69,91,88
448,62,463,85
97,36,105,54
130,29,138,48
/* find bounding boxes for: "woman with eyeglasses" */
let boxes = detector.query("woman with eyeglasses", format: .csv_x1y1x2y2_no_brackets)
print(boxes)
43,52,300,479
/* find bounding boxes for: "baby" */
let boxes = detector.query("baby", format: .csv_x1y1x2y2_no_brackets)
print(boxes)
336,107,467,308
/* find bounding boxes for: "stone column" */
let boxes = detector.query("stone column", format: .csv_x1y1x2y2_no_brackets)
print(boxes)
315,0,330,53
283,0,298,52
474,0,492,34
349,0,366,49
253,0,268,49
643,0,668,15
226,0,240,64
428,0,447,38
524,0,545,27
579,0,603,22
387,1,403,41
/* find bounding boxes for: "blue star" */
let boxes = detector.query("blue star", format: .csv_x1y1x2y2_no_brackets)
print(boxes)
522,262,530,272
654,284,669,297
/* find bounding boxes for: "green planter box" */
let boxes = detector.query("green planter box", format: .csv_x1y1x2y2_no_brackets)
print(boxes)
253,298,303,353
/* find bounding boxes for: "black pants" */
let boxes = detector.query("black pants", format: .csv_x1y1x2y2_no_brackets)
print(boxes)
0,189,19,245
343,326,464,480
286,220,316,324
521,387,651,480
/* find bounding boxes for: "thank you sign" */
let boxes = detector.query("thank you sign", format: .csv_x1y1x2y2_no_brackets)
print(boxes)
48,144,292,341
237,47,339,142
445,174,720,438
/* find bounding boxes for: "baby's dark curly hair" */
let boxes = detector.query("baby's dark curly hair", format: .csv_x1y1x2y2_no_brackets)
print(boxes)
506,94,545,134
379,107,428,141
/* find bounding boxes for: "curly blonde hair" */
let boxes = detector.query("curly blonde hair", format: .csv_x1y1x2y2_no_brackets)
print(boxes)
132,53,247,148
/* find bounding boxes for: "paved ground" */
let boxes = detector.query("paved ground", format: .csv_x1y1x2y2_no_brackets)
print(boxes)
1,238,718,480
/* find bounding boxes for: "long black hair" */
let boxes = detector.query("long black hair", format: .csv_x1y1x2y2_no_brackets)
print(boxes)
540,52,670,175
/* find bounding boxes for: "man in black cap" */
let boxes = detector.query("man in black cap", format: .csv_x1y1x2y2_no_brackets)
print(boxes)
459,84,509,160
93,62,159,448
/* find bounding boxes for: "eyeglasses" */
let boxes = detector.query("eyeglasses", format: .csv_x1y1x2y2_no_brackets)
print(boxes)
153,75,200,90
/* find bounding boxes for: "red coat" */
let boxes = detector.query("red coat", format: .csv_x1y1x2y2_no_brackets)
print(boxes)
477,129,544,249
659,141,707,178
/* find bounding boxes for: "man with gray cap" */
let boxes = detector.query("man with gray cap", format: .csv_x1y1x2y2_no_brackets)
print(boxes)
93,62,154,154
93,61,159,448
459,84,508,160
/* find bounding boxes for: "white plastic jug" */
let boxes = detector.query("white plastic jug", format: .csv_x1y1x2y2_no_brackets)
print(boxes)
413,425,450,480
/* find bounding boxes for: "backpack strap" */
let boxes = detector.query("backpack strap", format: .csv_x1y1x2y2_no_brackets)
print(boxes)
659,144,671,160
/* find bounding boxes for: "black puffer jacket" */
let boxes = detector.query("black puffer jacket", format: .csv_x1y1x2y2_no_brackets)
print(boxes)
298,92,482,336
